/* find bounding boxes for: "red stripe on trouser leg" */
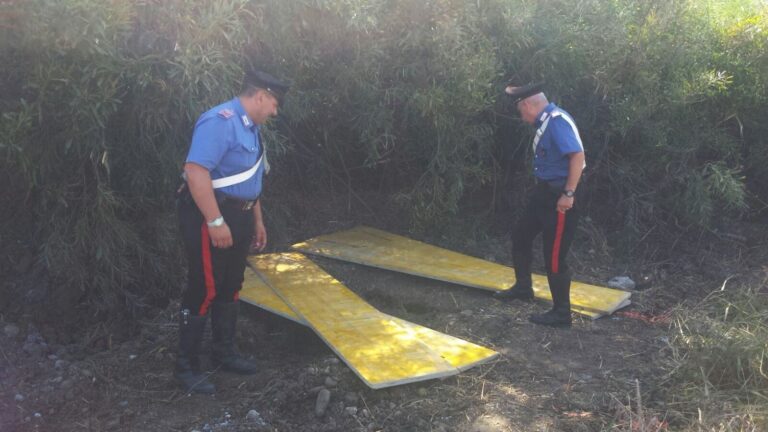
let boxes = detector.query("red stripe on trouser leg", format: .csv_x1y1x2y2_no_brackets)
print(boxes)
199,224,216,316
234,291,239,301
551,211,566,274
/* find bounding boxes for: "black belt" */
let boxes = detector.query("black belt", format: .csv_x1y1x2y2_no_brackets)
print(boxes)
217,195,258,211
535,178,566,190
176,182,257,211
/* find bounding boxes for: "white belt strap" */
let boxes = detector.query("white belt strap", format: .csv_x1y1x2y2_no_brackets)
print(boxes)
211,154,264,189
532,109,586,169
533,111,560,153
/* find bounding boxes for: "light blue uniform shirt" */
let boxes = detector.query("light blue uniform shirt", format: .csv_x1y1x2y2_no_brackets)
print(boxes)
186,98,264,200
532,103,584,182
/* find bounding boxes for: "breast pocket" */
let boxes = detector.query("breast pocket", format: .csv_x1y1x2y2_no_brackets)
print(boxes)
239,137,259,154
228,134,260,171
232,130,261,166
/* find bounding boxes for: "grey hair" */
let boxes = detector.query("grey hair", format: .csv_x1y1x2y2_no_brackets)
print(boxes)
527,92,548,105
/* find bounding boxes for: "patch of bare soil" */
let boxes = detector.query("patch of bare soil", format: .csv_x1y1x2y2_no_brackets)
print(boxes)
0,245,671,432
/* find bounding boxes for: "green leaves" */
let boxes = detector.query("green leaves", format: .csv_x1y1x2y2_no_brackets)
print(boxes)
0,0,258,322
0,0,765,324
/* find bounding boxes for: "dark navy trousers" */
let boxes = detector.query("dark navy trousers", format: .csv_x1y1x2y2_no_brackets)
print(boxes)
177,196,253,316
512,182,579,286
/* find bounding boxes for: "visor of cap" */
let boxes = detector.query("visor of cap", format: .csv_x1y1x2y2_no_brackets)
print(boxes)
245,70,290,102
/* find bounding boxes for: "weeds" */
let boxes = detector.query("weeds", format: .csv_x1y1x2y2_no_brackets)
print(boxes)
663,276,768,430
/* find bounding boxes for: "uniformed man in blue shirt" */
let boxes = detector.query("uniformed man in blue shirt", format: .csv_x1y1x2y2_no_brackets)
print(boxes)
494,83,585,328
175,70,288,393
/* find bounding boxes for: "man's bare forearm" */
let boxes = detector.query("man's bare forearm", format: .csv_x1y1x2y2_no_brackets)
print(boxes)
252,199,263,226
565,152,585,192
184,162,222,223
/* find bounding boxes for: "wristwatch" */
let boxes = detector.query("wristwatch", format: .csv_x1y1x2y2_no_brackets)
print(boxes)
207,216,225,228
562,190,575,198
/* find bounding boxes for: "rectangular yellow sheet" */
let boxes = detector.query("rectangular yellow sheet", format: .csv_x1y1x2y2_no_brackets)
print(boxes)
292,226,631,319
240,267,302,324
244,253,499,389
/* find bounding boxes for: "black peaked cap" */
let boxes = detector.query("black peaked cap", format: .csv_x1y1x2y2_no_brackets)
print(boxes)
505,81,545,104
244,70,290,103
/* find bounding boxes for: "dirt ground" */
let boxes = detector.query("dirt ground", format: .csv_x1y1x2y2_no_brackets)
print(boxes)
0,228,678,432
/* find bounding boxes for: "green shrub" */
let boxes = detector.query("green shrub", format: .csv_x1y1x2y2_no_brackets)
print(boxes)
0,0,256,323
0,0,765,327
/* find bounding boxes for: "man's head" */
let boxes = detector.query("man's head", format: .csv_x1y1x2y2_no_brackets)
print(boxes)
505,82,547,125
240,70,289,125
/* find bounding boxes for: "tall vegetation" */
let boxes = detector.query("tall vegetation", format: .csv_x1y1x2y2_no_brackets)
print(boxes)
0,0,255,320
0,0,765,325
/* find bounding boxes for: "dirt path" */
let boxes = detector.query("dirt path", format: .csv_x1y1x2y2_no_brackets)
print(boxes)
1,253,669,432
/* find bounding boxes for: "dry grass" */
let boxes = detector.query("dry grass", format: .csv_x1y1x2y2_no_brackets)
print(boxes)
659,274,768,431
607,380,669,432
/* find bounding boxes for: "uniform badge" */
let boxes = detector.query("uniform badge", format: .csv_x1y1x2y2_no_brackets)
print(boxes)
241,115,251,127
217,109,234,119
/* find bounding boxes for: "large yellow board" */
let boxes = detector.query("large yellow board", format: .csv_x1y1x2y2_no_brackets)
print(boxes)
240,267,302,323
239,265,498,372
245,253,499,389
292,226,631,319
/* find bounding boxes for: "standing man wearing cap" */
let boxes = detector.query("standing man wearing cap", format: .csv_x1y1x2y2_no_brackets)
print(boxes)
174,70,289,393
494,83,585,328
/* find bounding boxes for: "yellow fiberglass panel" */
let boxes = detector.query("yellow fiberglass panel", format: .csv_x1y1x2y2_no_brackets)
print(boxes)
239,266,301,323
380,314,499,371
239,265,499,372
531,276,631,319
248,253,458,389
292,226,631,319
293,226,516,291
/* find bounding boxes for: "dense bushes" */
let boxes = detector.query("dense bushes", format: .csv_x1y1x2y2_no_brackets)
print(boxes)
0,0,255,319
0,0,766,323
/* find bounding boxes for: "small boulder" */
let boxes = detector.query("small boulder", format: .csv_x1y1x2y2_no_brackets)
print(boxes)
608,276,636,291
246,409,265,425
315,389,331,417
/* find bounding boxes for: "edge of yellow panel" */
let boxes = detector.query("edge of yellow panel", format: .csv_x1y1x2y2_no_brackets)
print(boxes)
293,242,505,292
379,314,500,372
242,263,500,376
240,267,303,324
292,227,632,318
247,254,459,389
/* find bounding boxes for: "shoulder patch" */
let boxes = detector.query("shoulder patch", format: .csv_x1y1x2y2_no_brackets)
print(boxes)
217,108,235,119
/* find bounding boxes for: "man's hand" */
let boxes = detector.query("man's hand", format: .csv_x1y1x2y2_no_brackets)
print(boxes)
209,224,233,248
250,221,267,253
557,195,574,213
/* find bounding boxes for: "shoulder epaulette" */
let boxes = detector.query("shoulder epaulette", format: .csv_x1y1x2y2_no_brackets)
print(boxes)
217,108,235,119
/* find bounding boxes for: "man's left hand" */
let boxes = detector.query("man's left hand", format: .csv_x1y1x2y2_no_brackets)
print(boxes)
250,222,267,253
557,195,574,213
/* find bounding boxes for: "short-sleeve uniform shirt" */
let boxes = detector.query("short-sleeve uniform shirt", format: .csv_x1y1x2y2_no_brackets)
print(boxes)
532,102,585,181
186,97,265,200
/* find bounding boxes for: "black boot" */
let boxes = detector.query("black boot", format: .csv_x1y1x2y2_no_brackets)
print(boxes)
529,273,572,328
211,301,258,375
175,310,216,394
495,251,534,301
493,282,534,301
